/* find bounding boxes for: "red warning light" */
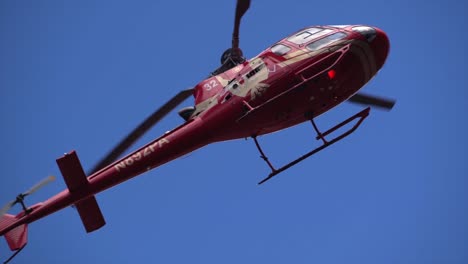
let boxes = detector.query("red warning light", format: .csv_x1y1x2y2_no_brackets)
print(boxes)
327,69,336,79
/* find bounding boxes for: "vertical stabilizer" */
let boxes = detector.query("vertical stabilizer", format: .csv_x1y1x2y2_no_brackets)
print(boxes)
1,214,28,251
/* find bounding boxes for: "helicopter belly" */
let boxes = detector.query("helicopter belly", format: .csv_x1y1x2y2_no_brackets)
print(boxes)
237,42,377,136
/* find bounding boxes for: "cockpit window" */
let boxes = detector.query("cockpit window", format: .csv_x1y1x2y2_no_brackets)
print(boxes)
287,28,333,45
307,32,347,51
271,44,291,56
330,25,351,28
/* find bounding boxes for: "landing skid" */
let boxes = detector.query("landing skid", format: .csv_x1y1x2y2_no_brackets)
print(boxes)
253,107,370,184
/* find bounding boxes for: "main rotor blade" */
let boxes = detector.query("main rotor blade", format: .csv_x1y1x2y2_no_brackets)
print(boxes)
89,88,194,174
348,92,396,110
0,200,16,216
232,0,251,50
23,175,56,196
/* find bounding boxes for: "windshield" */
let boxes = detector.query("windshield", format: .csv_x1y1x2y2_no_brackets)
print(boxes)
306,32,347,51
287,27,333,45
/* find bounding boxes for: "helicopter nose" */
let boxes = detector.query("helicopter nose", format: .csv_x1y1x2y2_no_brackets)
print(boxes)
370,27,390,70
351,25,390,70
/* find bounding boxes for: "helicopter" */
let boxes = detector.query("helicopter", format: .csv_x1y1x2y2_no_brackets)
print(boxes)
0,0,395,262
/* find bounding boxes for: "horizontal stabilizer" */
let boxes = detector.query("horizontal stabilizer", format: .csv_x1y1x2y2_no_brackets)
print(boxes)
57,151,89,192
57,151,106,233
1,214,28,251
75,196,106,233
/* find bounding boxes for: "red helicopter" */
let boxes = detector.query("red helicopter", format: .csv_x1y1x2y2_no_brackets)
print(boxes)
0,0,395,261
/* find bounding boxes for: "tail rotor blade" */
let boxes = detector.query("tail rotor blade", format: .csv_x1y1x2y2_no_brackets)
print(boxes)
348,92,396,110
23,175,56,197
0,200,16,216
88,88,194,174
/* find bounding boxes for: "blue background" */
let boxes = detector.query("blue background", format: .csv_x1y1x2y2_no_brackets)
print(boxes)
1,1,467,263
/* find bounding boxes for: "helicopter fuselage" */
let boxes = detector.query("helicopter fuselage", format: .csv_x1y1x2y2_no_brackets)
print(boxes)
192,25,389,141
0,25,390,244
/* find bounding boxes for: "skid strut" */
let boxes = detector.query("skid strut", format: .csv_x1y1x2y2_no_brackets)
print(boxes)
254,107,371,184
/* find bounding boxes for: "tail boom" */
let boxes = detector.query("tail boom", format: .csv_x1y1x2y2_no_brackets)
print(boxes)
1,117,209,251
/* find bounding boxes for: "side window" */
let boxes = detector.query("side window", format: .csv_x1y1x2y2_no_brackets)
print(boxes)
271,44,291,56
287,28,332,45
307,32,347,51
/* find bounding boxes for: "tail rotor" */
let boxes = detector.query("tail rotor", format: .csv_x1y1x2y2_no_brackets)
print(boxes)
0,175,55,216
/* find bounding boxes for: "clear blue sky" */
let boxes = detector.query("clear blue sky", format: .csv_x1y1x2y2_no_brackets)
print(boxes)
1,1,467,263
